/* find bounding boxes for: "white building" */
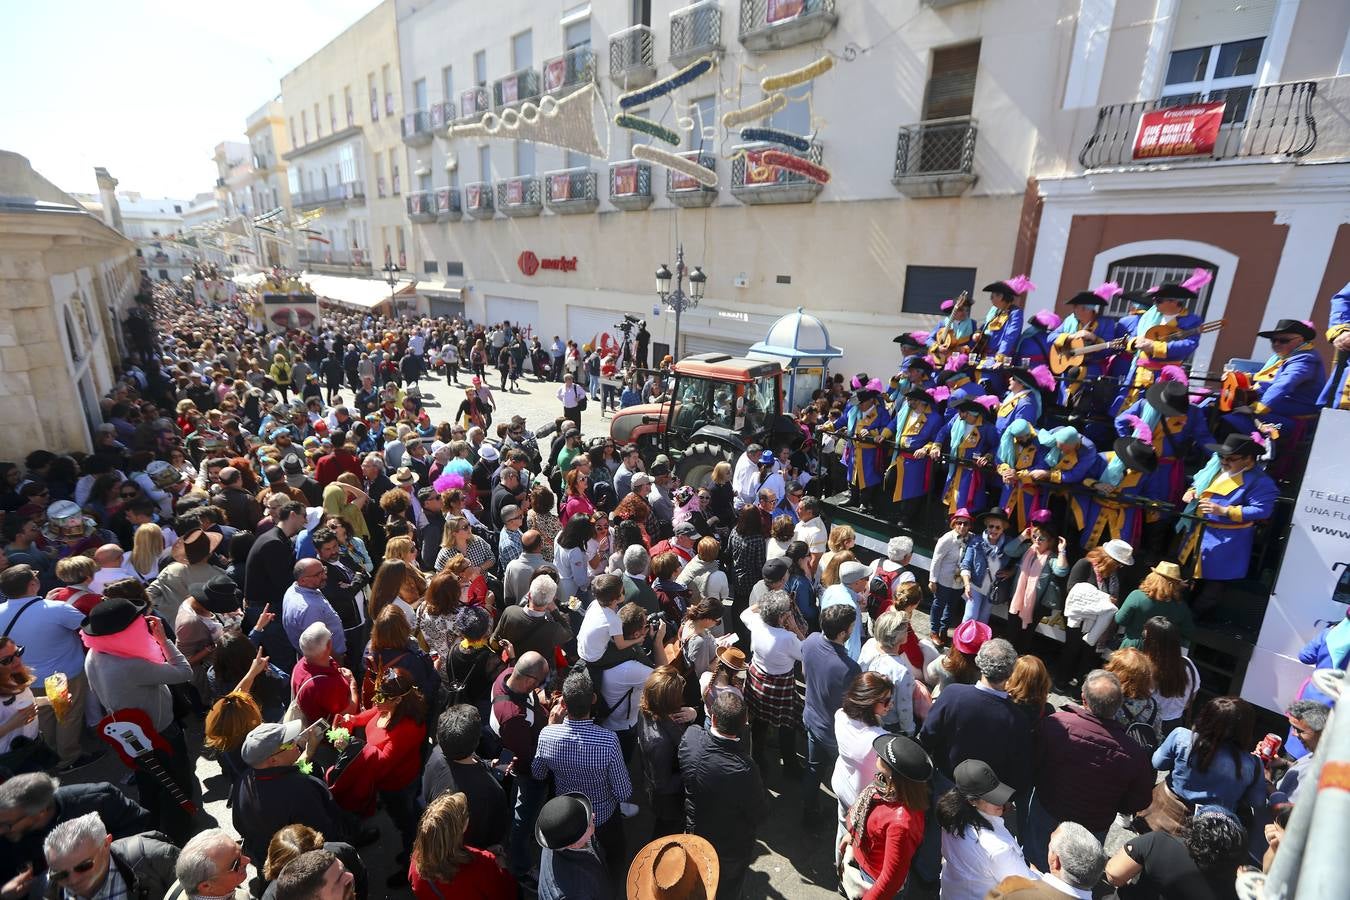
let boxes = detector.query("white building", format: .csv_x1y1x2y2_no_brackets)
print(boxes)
245,98,295,267
73,186,203,282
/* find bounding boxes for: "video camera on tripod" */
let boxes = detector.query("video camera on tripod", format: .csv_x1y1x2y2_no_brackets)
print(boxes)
613,313,644,334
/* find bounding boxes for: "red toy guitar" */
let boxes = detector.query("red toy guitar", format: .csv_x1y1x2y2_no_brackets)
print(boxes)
97,708,199,816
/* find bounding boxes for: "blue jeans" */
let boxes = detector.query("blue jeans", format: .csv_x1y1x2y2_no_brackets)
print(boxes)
930,584,964,637
510,774,547,875
802,726,837,815
588,373,600,398
963,589,991,625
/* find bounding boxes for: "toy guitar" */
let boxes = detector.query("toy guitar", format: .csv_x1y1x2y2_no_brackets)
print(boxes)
97,708,199,816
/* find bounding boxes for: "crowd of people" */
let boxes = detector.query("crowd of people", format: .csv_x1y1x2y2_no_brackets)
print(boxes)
0,268,1344,900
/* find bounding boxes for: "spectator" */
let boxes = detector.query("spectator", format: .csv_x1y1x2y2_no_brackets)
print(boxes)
290,622,358,725
676,537,730,606
1105,809,1247,900
420,705,508,851
171,828,252,900
501,529,545,603
858,608,919,735
821,560,871,661
635,666,695,839
1151,695,1265,820
272,849,356,900
1115,561,1194,650
258,824,367,900
742,591,805,774
936,760,1034,899
245,501,308,671
1142,617,1200,737
489,651,553,878
41,812,178,900
839,734,933,900
535,793,613,900
989,823,1105,899
282,558,347,660
492,574,572,662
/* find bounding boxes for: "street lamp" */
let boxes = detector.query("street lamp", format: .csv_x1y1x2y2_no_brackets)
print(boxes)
382,259,403,317
655,244,706,362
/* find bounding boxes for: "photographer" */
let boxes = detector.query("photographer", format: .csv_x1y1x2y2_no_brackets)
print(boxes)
595,602,677,763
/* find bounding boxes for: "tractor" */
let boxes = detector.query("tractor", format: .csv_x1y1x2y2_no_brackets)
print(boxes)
608,353,803,488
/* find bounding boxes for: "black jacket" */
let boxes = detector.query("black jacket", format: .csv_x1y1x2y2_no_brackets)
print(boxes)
44,833,179,900
419,512,446,571
232,765,350,862
1,782,151,884
244,527,296,610
678,725,766,869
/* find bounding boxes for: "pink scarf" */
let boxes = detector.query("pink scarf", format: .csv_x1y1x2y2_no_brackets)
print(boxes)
1009,550,1050,627
81,620,166,663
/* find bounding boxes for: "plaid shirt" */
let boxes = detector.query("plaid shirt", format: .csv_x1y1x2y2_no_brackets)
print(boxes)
532,718,631,824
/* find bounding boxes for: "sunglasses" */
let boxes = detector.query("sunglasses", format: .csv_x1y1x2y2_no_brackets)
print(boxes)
50,858,98,883
120,491,139,499
0,645,23,666
228,841,245,873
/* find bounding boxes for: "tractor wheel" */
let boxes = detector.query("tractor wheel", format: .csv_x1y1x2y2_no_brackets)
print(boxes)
676,441,737,491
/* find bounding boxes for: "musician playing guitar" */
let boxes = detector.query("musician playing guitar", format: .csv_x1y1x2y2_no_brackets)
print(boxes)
1222,319,1326,441
1115,282,1205,413
927,293,976,366
1049,291,1121,404
974,276,1033,364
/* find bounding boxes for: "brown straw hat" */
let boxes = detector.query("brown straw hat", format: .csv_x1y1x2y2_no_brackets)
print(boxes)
626,834,719,900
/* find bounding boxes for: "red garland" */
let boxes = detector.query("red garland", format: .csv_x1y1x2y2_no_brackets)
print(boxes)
760,149,830,184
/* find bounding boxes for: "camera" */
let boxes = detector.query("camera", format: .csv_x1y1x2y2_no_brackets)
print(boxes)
647,611,677,636
614,314,644,334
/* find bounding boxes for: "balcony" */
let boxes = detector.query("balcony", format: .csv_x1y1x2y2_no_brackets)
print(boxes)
610,25,657,86
892,117,978,198
730,141,824,204
609,160,654,210
407,191,436,223
294,182,366,211
666,150,718,207
543,47,596,95
401,110,434,146
1078,81,1318,170
429,101,453,135
252,153,271,172
493,68,542,109
435,187,462,222
739,0,837,53
457,87,491,123
544,168,600,214
464,182,495,219
299,249,373,276
670,0,724,66
497,176,543,217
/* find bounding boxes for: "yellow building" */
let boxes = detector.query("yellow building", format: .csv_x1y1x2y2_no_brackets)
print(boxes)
0,153,140,456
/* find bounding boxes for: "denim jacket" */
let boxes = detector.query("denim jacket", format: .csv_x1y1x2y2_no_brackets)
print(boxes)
959,534,1015,593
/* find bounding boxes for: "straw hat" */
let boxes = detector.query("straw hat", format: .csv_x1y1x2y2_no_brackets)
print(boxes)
1150,561,1183,581
626,834,719,900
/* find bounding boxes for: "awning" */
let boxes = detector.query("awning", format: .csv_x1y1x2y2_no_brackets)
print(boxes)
232,272,268,289
299,272,417,310
417,281,462,299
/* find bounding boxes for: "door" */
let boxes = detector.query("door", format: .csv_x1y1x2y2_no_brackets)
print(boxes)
485,296,539,334
566,306,628,358
681,334,748,359
920,42,980,173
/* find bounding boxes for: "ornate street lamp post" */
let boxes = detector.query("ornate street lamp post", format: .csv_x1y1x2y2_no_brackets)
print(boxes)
655,244,706,362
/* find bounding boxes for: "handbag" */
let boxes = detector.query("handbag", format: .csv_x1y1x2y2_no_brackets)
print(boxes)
1137,778,1188,835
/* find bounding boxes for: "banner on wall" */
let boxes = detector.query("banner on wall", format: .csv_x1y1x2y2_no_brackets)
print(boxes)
1132,101,1225,160
1243,409,1350,712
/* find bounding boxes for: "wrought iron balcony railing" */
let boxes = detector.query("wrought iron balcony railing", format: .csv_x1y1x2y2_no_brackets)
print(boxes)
892,117,978,198
401,110,434,146
544,168,600,214
1078,80,1318,170
671,1,724,66
406,191,436,223
738,0,837,53
609,160,654,210
493,68,542,109
497,176,543,217
457,87,491,123
295,182,366,210
666,150,718,207
730,141,824,204
435,187,462,222
543,47,596,95
610,25,657,86
299,249,373,275
464,182,496,219
429,101,453,134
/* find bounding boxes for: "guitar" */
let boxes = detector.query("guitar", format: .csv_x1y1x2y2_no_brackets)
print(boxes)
1219,369,1254,413
98,709,199,816
1049,319,1225,376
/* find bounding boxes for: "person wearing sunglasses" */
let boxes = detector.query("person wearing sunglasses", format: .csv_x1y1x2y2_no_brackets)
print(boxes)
1222,318,1325,444
41,811,179,900
170,829,250,899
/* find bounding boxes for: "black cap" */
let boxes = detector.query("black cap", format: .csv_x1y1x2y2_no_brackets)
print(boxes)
1145,381,1189,418
978,507,1012,525
872,734,933,783
81,597,145,637
1205,433,1263,458
761,558,790,583
954,759,1015,805
1121,291,1154,311
1006,367,1039,391
1065,291,1107,308
1113,437,1159,473
1151,283,1198,303
536,793,592,850
1256,319,1316,342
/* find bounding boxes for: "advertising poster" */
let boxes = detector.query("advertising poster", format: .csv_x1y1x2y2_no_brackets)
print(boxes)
613,163,637,195
767,0,805,23
1133,102,1225,160
550,173,572,201
544,57,567,92
507,180,524,205
1243,409,1350,712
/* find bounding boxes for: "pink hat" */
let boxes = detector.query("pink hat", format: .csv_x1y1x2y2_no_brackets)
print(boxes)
1029,509,1053,525
952,620,993,655
950,507,973,522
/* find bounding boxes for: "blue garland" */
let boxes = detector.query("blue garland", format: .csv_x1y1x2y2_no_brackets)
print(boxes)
740,127,811,152
614,114,681,146
618,57,715,109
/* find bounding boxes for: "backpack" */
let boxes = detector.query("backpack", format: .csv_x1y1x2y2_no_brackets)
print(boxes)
866,565,904,621
1120,695,1161,752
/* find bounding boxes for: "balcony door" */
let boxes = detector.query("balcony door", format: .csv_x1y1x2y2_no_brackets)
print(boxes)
920,42,980,173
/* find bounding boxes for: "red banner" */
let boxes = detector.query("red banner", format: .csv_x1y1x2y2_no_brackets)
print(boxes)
1133,102,1225,160
544,58,567,92
767,0,804,23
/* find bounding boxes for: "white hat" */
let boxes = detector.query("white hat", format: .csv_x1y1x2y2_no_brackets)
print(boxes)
478,444,500,463
1102,539,1134,567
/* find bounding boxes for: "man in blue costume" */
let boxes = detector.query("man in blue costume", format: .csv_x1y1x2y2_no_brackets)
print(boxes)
1222,319,1325,452
1318,282,1350,410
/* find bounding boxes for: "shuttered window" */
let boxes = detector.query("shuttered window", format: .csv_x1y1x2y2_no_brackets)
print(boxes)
902,266,976,316
923,42,980,122
1172,0,1275,50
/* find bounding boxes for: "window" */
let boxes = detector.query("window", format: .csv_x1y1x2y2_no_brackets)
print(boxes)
445,261,465,277
1106,255,1218,320
564,19,591,51
328,95,336,131
392,161,401,194
512,31,533,70
564,150,589,169
765,90,810,138
288,168,300,195
478,145,492,181
300,110,309,143
289,117,296,146
345,86,354,126
516,143,535,176
173,204,182,214
632,0,651,27
339,144,357,185
382,65,394,115
923,42,981,121
375,151,386,196
424,260,439,274
1162,37,1265,121
474,50,487,87
413,78,428,112
313,103,321,138
419,172,432,192
690,96,716,150
369,73,380,120
901,265,976,315
442,66,454,101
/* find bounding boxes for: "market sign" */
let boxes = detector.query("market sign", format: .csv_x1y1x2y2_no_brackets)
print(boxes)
1132,101,1225,160
517,251,578,276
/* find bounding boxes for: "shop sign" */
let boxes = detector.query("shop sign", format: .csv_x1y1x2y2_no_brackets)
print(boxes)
517,251,578,276
1132,102,1225,159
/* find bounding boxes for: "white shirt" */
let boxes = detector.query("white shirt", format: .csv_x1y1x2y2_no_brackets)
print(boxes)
597,659,652,732
1035,872,1092,899
794,517,828,555
939,810,1035,900
858,639,916,734
732,454,759,507
577,600,623,663
1152,655,1199,723
0,687,40,753
831,709,885,818
740,608,802,675
90,565,139,594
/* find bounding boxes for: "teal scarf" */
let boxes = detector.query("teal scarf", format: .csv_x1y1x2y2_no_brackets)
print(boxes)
1037,426,1079,468
998,420,1033,469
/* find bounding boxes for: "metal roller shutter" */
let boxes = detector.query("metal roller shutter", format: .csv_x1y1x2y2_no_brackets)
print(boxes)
680,333,750,358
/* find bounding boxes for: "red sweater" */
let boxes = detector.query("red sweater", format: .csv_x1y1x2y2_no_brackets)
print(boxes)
315,451,362,486
410,850,516,900
332,708,426,814
852,801,925,900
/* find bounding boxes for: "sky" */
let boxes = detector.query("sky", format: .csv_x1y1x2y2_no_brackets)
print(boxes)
0,0,381,200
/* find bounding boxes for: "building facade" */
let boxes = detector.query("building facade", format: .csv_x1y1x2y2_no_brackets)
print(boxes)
279,0,407,282
0,152,140,457
245,98,295,267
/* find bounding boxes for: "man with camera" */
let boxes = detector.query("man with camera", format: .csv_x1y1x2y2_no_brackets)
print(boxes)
594,602,680,763
315,527,370,682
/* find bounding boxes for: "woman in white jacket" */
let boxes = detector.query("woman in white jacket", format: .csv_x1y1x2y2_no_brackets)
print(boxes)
831,671,893,859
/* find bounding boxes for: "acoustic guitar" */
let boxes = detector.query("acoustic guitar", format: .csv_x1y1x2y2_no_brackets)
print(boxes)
1048,319,1225,376
1218,369,1254,412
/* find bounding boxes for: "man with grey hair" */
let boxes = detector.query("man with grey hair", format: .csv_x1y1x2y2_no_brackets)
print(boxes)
501,529,545,603
1023,669,1153,871
281,556,346,661
42,812,178,900
1275,699,1331,803
492,572,573,662
0,773,150,892
620,544,660,615
1043,822,1105,897
290,621,359,724
170,828,250,899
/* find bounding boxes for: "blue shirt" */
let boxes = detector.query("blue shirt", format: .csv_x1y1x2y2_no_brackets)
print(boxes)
280,584,347,655
1152,727,1266,813
538,846,612,900
532,718,631,825
820,584,863,660
0,596,86,682
801,632,860,738
498,528,524,569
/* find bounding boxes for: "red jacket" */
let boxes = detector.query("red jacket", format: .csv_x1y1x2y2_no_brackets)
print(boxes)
332,708,426,815
315,450,362,486
410,849,516,900
852,801,924,900
1032,704,1154,833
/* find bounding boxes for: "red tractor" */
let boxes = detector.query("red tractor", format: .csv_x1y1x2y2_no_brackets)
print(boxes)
608,353,803,487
